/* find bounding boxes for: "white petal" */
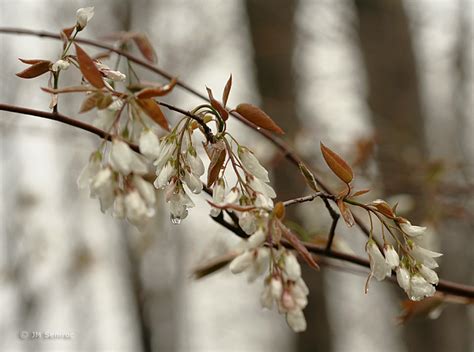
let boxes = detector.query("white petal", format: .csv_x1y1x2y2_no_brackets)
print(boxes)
238,147,269,182
419,264,439,285
132,175,156,207
247,228,266,249
184,170,203,194
154,162,175,189
384,245,400,269
400,221,427,237
286,309,307,333
229,251,253,274
408,275,435,301
186,150,205,176
239,211,257,235
367,242,391,281
396,266,410,292
284,252,302,281
110,140,133,175
76,7,94,29
139,130,161,160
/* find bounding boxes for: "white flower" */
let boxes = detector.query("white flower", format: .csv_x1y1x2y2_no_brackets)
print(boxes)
184,170,203,194
51,59,70,72
384,245,400,269
77,154,101,189
419,264,439,285
125,190,149,226
132,175,156,207
105,69,126,82
254,192,273,209
247,228,266,249
139,130,161,160
230,250,253,274
168,188,194,221
246,247,270,282
209,179,226,217
260,277,284,310
366,241,391,281
238,147,269,182
76,7,94,30
396,266,410,292
239,211,257,235
96,62,126,82
90,167,115,213
154,139,175,174
249,176,276,199
224,187,240,205
186,149,205,176
286,309,307,333
110,139,148,176
410,244,443,269
154,161,176,189
400,221,427,237
407,274,436,301
284,252,301,281
113,193,125,218
93,109,116,131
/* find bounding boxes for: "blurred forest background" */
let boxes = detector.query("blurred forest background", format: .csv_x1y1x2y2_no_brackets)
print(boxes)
0,0,473,351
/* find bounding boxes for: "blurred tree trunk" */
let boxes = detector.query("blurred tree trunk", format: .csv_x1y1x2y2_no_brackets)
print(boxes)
354,1,469,352
354,0,428,223
245,1,333,351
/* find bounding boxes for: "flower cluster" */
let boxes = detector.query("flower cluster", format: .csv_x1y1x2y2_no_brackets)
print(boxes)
78,131,160,230
230,228,309,332
366,218,442,301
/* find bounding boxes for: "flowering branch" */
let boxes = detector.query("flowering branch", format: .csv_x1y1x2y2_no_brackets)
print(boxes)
1,100,472,301
1,8,473,332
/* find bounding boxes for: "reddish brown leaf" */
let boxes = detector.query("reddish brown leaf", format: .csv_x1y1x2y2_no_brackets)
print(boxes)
236,103,284,134
222,74,232,107
320,142,354,184
298,162,319,192
74,44,105,89
18,58,45,65
352,189,370,197
62,26,75,39
16,60,51,79
97,94,113,110
205,140,226,187
132,33,157,63
79,93,100,113
369,199,396,218
281,224,319,270
397,296,444,324
337,198,355,227
136,99,170,131
136,78,178,99
206,87,229,121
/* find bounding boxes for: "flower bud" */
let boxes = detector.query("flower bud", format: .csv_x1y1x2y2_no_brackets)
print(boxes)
384,244,400,269
76,7,94,30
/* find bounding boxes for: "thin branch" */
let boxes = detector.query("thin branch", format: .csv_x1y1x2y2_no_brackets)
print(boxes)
322,197,340,252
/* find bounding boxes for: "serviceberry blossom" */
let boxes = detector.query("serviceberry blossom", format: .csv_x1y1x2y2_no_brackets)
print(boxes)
366,241,392,281
51,59,70,72
76,7,94,30
384,244,400,269
109,139,148,176
399,220,427,237
96,62,126,82
409,243,443,269
139,129,161,160
238,146,269,182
